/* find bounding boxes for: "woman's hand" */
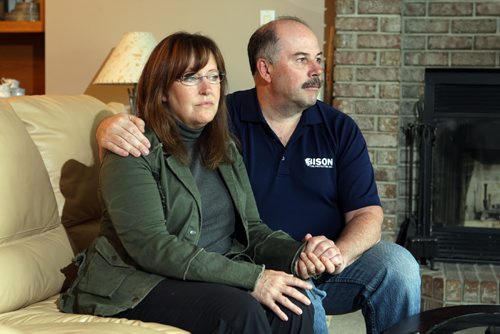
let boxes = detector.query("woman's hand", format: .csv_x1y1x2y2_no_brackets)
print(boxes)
295,251,335,279
250,269,311,321
295,234,344,279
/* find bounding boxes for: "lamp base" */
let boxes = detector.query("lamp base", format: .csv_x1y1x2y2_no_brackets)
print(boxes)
127,84,137,115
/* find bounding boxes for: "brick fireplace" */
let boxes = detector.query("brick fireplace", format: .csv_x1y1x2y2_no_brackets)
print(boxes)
329,0,500,310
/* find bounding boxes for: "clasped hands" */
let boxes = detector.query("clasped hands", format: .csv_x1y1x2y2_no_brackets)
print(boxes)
295,233,344,279
251,234,343,321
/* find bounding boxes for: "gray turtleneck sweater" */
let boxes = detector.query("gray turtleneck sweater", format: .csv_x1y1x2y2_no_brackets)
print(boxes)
177,122,235,254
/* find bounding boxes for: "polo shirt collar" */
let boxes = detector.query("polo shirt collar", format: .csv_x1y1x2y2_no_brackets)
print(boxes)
239,88,324,126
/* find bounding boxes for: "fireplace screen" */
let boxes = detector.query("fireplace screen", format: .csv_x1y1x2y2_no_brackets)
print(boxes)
432,119,500,229
412,68,500,264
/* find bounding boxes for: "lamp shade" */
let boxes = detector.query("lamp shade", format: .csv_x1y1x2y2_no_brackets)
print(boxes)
94,32,157,85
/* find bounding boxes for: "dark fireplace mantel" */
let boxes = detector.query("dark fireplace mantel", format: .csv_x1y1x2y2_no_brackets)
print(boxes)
409,68,500,264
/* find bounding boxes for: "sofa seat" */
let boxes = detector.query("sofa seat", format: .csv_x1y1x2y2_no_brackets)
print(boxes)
0,295,187,334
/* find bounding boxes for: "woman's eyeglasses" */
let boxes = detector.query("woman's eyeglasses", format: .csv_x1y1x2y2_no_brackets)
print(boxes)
177,71,225,86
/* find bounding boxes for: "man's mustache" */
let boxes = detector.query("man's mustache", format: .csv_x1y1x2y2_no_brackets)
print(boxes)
302,76,323,89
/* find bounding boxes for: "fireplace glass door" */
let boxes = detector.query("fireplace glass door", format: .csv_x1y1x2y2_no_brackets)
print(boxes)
432,119,500,229
417,68,500,264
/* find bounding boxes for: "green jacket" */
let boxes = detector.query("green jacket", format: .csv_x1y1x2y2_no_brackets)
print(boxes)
59,127,304,316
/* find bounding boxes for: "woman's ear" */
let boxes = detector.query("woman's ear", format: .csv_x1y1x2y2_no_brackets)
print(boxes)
256,58,272,83
161,95,167,103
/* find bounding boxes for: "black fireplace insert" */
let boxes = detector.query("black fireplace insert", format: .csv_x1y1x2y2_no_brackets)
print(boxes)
405,68,500,264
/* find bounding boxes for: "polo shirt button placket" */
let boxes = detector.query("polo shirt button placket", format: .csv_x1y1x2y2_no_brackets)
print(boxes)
278,155,289,176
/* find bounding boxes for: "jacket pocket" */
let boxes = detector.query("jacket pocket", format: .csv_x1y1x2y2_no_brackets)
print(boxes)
78,237,135,298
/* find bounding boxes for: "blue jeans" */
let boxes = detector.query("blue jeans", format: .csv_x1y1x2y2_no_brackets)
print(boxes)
305,281,328,334
314,241,421,334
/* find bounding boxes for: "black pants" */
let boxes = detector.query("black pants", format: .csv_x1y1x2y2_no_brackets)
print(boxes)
115,278,314,334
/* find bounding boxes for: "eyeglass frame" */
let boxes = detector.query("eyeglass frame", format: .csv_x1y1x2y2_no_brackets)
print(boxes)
177,70,225,86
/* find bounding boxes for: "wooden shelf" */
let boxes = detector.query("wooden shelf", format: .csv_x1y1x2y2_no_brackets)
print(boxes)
0,20,44,33
0,0,45,95
0,0,45,33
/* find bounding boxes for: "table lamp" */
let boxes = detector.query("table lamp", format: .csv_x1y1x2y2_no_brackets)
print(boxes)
94,32,157,114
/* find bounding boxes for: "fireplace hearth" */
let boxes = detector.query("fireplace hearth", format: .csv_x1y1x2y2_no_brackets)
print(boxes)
405,68,500,265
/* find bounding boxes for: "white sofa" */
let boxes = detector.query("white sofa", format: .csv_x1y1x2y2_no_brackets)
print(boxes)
0,95,187,333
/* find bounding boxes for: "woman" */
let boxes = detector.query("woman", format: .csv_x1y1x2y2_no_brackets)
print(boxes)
58,32,315,333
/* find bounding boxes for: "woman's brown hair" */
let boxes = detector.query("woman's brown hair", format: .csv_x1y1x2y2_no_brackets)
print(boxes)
136,32,232,169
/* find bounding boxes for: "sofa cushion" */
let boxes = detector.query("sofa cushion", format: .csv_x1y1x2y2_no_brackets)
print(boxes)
0,100,73,313
0,296,188,333
8,95,125,251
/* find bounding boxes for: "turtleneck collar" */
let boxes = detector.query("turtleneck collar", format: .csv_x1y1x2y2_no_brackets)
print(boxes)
175,118,204,143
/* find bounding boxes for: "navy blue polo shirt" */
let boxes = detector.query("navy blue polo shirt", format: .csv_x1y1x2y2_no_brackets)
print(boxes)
226,88,381,241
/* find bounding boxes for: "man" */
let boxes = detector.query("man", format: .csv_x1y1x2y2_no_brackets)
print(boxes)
97,17,421,333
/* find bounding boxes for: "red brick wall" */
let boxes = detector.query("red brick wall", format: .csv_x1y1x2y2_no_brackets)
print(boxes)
330,0,500,241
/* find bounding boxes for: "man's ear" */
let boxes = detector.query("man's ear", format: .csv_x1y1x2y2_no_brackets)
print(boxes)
256,58,272,83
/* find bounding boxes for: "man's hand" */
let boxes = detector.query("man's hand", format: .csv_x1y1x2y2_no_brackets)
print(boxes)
96,113,151,160
251,269,311,321
295,251,335,279
301,234,345,275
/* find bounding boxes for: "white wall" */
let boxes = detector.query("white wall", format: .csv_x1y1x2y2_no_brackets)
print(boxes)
46,0,324,104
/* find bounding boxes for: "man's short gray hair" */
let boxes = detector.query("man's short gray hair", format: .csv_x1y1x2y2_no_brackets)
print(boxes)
247,16,310,75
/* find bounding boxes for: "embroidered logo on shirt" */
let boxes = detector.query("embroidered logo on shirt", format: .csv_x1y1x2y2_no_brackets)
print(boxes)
304,158,334,168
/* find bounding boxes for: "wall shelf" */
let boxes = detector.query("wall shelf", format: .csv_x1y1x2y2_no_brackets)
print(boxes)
0,0,45,95
0,20,44,33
